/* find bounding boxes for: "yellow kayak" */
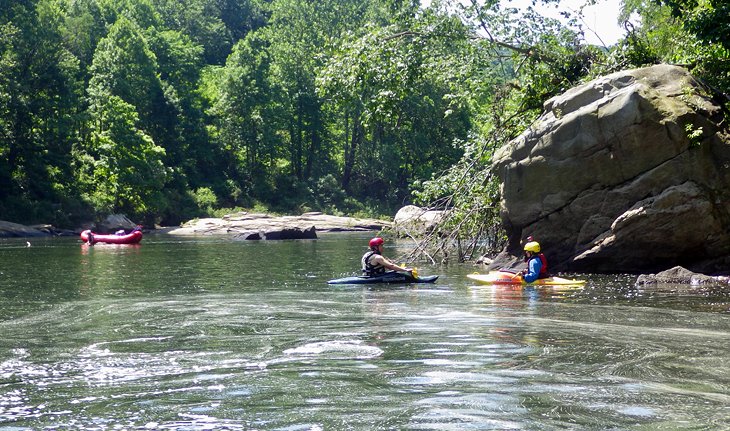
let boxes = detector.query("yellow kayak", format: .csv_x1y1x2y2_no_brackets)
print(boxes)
467,271,586,286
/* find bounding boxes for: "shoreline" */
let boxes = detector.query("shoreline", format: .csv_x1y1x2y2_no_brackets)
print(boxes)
0,212,390,239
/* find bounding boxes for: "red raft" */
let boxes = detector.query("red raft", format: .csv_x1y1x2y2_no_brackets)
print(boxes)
80,229,143,245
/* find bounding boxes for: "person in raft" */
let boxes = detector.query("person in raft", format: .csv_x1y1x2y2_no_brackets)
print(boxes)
521,239,549,283
362,237,412,277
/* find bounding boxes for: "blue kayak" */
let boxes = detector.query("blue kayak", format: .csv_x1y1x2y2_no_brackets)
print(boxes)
327,271,439,285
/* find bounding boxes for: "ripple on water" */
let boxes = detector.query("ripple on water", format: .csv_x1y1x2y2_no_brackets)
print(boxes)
283,340,383,360
393,370,515,387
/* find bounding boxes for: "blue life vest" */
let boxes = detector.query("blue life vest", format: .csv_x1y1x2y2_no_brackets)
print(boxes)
528,253,549,279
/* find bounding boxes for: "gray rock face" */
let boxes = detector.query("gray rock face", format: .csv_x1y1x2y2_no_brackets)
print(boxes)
233,226,317,240
491,64,730,274
0,221,49,238
393,205,446,237
162,212,388,237
635,265,721,286
98,214,137,233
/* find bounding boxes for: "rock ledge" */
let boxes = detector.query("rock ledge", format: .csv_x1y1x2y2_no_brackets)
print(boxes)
158,212,389,236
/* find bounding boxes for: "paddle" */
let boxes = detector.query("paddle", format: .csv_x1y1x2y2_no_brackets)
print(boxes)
398,263,418,279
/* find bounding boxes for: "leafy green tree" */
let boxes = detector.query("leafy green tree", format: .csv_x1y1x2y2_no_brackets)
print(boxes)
88,16,163,128
318,6,477,208
264,0,328,183
75,94,167,220
0,0,84,224
660,0,730,50
616,0,730,98
149,0,268,65
404,0,604,261
78,16,169,221
144,28,208,179
212,31,282,204
59,0,109,72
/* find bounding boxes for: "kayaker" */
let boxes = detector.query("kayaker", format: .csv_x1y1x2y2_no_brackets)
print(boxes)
362,237,412,277
521,240,549,283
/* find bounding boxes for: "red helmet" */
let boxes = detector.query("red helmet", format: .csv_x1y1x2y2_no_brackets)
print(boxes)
369,237,384,248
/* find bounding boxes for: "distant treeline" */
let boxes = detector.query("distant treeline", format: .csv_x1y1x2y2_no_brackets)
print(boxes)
1,0,726,230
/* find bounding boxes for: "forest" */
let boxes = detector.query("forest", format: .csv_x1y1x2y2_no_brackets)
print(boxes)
1,0,728,242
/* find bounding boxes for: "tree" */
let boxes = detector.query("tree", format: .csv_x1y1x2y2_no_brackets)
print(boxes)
317,6,480,210
75,94,167,219
78,16,169,221
603,0,728,105
0,0,84,224
212,31,282,203
149,0,268,65
660,0,730,51
402,0,604,261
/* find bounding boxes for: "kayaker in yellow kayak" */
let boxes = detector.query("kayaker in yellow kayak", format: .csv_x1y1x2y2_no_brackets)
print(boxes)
521,239,549,283
362,237,412,277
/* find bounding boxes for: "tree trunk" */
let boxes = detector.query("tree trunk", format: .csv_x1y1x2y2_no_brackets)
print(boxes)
342,108,361,192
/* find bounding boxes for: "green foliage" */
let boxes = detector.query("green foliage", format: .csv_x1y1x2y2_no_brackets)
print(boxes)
399,0,604,262
191,187,218,212
1,0,727,241
660,0,730,50
75,93,168,219
88,17,162,124
211,30,280,201
316,13,471,205
684,123,704,147
616,0,730,101
0,0,85,224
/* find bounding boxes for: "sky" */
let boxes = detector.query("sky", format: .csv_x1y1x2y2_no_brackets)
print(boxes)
513,0,626,46
421,0,627,46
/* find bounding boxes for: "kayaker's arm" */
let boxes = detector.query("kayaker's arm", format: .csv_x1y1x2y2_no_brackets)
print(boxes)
522,258,542,283
371,255,411,273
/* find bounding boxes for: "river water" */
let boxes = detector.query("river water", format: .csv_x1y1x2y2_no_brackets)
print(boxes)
1,232,729,430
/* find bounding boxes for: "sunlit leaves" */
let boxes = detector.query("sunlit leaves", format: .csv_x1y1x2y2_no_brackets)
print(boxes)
80,16,169,218
212,30,280,198
76,94,168,216
616,0,730,98
403,0,605,261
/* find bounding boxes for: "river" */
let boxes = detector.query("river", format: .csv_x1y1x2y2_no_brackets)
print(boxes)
1,232,729,430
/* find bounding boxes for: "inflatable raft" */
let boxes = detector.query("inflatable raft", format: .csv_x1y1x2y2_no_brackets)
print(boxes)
80,229,143,245
328,271,438,285
467,271,585,286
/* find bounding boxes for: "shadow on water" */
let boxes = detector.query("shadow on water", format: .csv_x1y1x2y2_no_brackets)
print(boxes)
1,233,729,430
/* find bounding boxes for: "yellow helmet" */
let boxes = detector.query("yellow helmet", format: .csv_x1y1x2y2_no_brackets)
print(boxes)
524,241,541,253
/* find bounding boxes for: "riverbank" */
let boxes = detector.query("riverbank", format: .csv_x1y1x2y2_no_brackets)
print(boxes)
0,212,390,239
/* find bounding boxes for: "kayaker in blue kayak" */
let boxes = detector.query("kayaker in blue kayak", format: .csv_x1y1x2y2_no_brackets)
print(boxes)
521,240,549,283
362,237,412,277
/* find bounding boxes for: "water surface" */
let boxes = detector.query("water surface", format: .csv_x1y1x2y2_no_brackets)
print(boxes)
1,233,729,430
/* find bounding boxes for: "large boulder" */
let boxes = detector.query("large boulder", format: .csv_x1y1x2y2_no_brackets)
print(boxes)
98,214,137,233
0,221,49,238
393,205,446,237
491,64,730,274
635,266,721,286
234,226,317,240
